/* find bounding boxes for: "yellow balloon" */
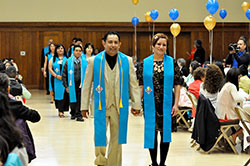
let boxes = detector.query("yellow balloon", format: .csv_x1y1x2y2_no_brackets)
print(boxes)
242,2,250,13
145,11,152,22
204,15,216,31
132,0,139,5
170,23,181,37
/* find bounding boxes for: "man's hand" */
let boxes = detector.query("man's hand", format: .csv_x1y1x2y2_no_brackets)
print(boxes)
229,50,236,54
81,110,89,119
41,68,44,73
66,87,69,93
171,105,178,117
131,108,140,116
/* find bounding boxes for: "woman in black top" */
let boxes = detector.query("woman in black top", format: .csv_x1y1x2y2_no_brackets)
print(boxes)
137,33,181,166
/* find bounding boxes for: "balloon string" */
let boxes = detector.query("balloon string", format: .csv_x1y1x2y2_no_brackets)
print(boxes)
209,30,213,64
173,37,176,59
149,22,152,52
135,25,137,62
249,22,250,45
153,22,155,38
222,22,224,55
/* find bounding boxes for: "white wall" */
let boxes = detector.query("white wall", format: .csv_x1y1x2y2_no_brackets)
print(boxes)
0,0,249,22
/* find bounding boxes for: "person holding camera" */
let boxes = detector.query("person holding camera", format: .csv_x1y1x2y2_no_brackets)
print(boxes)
226,37,250,68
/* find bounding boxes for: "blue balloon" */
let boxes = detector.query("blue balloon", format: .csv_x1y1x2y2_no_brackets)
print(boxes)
169,8,179,21
150,9,159,20
131,17,139,26
206,0,219,15
219,9,227,19
246,9,250,20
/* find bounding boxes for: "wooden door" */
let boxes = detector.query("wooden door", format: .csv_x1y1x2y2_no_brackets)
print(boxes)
39,31,63,89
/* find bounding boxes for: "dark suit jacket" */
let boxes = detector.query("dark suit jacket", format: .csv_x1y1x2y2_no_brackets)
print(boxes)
191,94,220,151
226,51,250,67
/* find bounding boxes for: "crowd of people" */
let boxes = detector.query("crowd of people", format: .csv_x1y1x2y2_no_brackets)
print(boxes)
1,32,250,166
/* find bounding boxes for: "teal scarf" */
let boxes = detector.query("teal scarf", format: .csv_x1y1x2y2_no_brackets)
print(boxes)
93,51,129,146
48,53,53,91
67,55,88,103
53,56,67,100
143,54,174,149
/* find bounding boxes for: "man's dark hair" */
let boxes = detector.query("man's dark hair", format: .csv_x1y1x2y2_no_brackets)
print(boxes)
103,32,120,42
6,66,17,78
72,37,78,42
75,38,83,43
83,42,95,55
73,45,83,51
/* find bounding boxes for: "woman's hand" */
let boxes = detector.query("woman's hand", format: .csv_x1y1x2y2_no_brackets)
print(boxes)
171,104,178,117
57,75,62,80
43,71,47,78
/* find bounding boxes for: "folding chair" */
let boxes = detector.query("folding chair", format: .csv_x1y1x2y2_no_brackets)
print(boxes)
186,91,197,109
206,119,240,154
186,91,198,146
176,107,192,129
234,107,250,165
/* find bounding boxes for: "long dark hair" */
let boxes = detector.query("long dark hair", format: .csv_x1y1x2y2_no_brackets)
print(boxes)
224,67,240,91
0,73,9,96
0,135,9,164
47,43,56,55
0,91,23,152
53,44,67,62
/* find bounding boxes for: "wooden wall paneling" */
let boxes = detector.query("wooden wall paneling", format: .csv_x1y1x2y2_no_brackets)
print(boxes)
1,32,6,59
30,31,40,89
0,22,250,89
191,31,209,61
137,32,152,61
0,32,1,59
175,32,191,60
119,32,133,57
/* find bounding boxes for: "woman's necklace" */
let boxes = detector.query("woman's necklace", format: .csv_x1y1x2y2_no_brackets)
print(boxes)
154,61,164,73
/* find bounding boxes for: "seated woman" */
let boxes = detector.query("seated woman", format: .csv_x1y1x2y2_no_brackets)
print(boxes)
0,91,29,166
188,67,205,99
184,60,200,87
188,67,205,130
200,64,224,109
239,64,250,94
216,68,245,145
0,135,9,166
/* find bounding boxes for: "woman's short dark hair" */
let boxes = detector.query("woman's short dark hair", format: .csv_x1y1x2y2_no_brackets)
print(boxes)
203,64,224,94
239,64,248,76
0,62,5,73
190,60,200,74
224,67,240,91
53,44,67,62
214,61,225,77
83,42,95,55
193,67,205,80
152,33,168,47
